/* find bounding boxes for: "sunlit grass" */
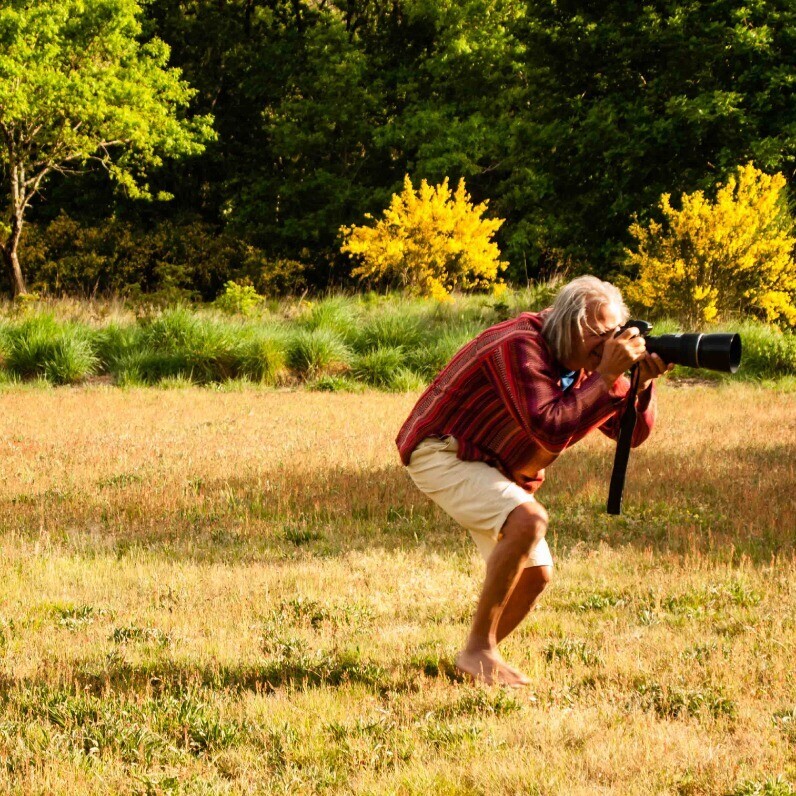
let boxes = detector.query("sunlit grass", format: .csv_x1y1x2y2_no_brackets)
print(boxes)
0,384,792,792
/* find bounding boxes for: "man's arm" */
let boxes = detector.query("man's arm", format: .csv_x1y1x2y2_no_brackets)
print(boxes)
598,382,657,447
483,334,632,453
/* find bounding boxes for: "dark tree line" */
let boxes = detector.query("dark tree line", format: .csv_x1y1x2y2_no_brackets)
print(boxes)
16,0,796,296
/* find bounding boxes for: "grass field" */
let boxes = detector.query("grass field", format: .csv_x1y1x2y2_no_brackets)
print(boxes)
0,382,793,794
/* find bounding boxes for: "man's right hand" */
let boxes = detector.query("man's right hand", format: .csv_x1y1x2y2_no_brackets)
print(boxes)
596,327,647,388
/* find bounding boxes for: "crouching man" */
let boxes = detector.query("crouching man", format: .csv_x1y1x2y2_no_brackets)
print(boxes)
396,276,669,686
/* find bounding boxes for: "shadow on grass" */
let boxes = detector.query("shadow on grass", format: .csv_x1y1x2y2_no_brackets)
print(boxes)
1,438,792,564
62,647,463,699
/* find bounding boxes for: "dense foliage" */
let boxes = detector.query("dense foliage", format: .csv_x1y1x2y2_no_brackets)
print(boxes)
0,0,213,295
7,0,795,297
622,164,796,326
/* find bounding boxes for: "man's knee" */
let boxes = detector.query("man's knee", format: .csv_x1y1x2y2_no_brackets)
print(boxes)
501,502,548,553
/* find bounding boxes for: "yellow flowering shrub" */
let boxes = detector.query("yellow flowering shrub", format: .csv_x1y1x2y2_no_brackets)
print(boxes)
622,163,796,326
340,175,507,299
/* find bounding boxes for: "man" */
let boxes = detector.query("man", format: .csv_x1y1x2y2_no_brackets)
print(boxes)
396,275,670,686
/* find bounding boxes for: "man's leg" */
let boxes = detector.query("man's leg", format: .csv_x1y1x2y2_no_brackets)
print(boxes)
455,502,548,686
496,565,552,643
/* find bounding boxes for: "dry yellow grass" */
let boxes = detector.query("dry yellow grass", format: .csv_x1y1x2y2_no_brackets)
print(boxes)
0,383,792,795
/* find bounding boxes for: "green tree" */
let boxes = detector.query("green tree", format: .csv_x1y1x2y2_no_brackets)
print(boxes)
504,0,796,272
0,0,214,296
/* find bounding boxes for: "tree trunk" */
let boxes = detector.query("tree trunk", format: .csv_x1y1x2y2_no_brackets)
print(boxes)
1,238,27,297
4,161,28,297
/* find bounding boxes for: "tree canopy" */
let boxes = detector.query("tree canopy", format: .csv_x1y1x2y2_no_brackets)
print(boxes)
0,0,214,294
10,0,796,295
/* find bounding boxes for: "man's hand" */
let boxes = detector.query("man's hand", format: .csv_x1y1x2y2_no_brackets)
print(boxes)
636,352,674,393
596,327,647,389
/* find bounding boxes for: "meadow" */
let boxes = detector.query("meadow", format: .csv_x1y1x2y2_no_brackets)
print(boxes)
0,381,793,794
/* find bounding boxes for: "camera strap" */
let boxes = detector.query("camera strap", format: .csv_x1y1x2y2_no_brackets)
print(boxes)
607,365,641,515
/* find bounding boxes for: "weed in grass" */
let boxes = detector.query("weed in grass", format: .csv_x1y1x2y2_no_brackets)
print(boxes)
110,625,171,647
261,644,387,689
543,638,604,667
307,373,365,392
632,679,738,721
51,604,100,629
153,692,240,755
265,597,373,631
577,590,627,611
772,707,796,743
282,522,325,545
433,687,524,719
420,719,482,747
681,641,719,664
727,777,796,796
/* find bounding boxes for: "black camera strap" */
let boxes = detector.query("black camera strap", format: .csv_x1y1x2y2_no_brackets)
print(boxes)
607,364,641,515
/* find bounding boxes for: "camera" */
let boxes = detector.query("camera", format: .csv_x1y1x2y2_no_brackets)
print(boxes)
617,320,742,373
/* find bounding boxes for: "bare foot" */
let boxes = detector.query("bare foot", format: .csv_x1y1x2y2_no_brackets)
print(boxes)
455,649,530,687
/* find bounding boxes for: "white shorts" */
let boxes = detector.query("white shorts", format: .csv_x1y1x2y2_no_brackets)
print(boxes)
406,436,554,568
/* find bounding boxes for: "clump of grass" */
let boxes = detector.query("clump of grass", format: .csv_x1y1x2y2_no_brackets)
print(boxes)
351,311,425,353
4,313,98,384
299,295,361,339
352,345,407,388
287,328,352,378
236,327,289,385
389,366,427,392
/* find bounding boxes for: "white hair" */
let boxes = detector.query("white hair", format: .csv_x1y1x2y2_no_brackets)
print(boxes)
541,275,629,362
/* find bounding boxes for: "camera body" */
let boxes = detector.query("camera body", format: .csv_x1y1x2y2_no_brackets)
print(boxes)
617,320,741,374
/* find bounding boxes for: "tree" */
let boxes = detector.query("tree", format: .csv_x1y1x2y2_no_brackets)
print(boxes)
504,0,796,272
0,0,214,296
621,164,796,326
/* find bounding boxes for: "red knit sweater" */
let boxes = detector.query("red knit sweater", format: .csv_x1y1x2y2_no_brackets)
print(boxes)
396,310,656,492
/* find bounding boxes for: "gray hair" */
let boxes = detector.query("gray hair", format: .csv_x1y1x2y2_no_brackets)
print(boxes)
541,275,629,361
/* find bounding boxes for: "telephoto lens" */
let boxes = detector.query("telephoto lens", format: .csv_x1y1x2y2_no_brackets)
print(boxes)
617,320,742,373
645,332,742,373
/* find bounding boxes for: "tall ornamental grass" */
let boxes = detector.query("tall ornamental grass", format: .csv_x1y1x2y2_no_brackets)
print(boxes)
0,292,792,388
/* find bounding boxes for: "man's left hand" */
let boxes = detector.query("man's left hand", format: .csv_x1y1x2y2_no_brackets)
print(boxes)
636,353,673,394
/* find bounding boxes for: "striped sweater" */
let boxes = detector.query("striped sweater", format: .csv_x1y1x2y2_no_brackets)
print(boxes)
396,310,656,492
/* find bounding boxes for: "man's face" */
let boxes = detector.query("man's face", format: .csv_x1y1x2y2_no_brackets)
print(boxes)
563,301,624,372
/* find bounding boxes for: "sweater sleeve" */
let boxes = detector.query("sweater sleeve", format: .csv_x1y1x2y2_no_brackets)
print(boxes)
483,334,631,453
598,381,657,447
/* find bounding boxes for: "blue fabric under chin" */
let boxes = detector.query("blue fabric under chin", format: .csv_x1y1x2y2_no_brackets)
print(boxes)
560,368,577,392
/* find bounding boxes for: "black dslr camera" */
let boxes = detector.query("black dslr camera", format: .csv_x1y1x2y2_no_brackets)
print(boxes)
617,320,741,373
607,320,742,514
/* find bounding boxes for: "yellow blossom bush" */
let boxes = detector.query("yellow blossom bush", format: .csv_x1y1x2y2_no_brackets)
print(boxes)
340,175,507,299
621,163,796,326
